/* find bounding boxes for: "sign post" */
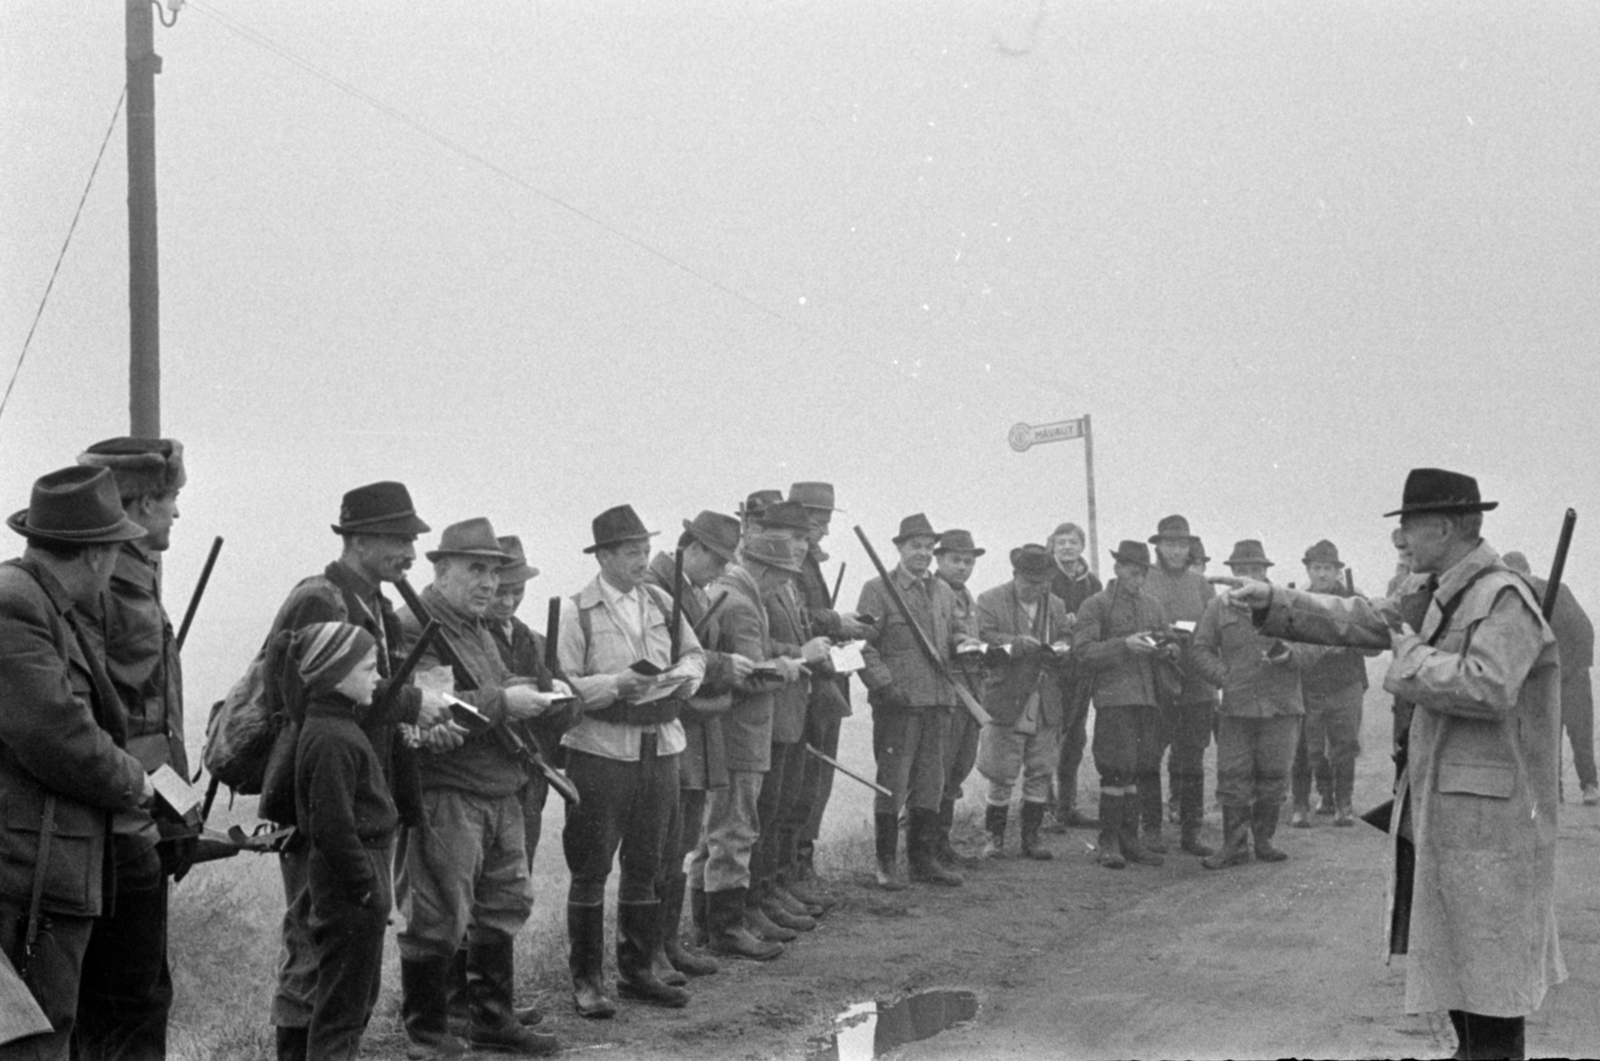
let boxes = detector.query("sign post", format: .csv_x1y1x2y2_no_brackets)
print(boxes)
1008,414,1099,577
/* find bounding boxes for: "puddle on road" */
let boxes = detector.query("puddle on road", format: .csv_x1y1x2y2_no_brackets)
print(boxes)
807,989,979,1061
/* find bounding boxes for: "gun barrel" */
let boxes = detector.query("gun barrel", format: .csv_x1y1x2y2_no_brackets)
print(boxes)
175,535,224,651
1542,508,1578,621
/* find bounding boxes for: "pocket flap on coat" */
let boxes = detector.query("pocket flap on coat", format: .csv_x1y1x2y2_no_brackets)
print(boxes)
1437,760,1515,799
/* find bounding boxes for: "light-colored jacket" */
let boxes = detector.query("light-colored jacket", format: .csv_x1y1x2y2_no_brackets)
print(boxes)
975,582,1070,729
1258,542,1565,1016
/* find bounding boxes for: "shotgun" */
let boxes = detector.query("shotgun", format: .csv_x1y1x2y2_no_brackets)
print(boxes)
852,525,991,726
175,535,223,651
830,562,846,609
805,743,892,798
1541,509,1577,621
668,547,685,661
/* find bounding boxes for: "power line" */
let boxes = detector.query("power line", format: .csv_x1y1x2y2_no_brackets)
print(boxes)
188,1,808,333
0,89,126,427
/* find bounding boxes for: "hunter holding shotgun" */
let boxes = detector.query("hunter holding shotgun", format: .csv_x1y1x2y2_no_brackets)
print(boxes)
1228,468,1566,1061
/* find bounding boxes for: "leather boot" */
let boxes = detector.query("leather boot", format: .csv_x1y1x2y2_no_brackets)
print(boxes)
446,944,470,1023
1253,801,1289,862
647,876,693,984
759,879,817,932
936,797,979,868
1019,802,1054,860
1140,825,1171,854
401,954,467,1057
567,902,617,1019
743,886,798,942
1202,806,1252,870
1177,771,1208,852
689,886,710,948
873,812,907,891
1180,822,1214,857
660,873,718,977
779,869,834,912
615,901,690,1008
1290,802,1312,828
982,804,1008,859
274,1025,308,1061
466,931,560,1055
705,888,783,961
1096,794,1125,869
907,808,963,886
796,843,834,888
1121,802,1164,866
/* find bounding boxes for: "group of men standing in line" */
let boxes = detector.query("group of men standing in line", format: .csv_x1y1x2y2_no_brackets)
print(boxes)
0,445,1588,1061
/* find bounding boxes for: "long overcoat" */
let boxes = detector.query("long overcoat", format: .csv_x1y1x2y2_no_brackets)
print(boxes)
1259,542,1565,1016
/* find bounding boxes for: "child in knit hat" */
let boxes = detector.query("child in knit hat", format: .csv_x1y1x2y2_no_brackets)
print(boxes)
290,621,395,1060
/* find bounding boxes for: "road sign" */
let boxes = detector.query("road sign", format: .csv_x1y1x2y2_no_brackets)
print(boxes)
1007,417,1086,453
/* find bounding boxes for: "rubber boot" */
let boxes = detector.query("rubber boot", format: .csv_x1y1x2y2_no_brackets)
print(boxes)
401,955,467,1058
982,804,1008,859
690,887,710,948
796,842,834,888
1121,802,1165,867
446,944,470,1024
1019,802,1054,860
1333,760,1357,827
1290,802,1312,828
1177,774,1213,855
779,869,834,913
1096,794,1125,869
771,871,823,918
567,902,617,1019
873,812,907,891
705,888,783,961
274,1025,308,1061
1253,801,1289,862
743,886,798,942
1180,821,1214,857
661,873,718,977
1202,806,1252,870
759,878,817,932
466,931,560,1055
647,877,692,985
936,797,979,868
615,901,690,1008
907,808,963,886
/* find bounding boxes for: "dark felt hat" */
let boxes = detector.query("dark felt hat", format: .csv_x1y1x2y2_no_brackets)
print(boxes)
495,535,541,583
8,466,146,545
77,437,186,500
331,481,431,537
426,518,513,563
1148,514,1195,544
1383,468,1499,518
584,504,657,554
935,528,985,556
1010,543,1055,578
755,501,813,533
682,510,741,563
892,513,940,546
739,489,783,522
1110,540,1153,568
1302,539,1344,568
788,481,839,512
741,534,802,574
1224,539,1274,568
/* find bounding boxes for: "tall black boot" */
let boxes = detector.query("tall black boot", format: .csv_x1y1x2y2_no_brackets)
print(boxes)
661,873,718,977
274,1025,308,1061
1458,1012,1526,1061
936,797,978,868
1096,793,1125,869
690,886,710,947
1019,802,1054,860
1253,801,1289,862
1201,806,1252,870
615,901,690,1008
466,931,559,1055
1178,773,1213,856
567,902,617,1019
445,944,469,1023
1121,797,1164,866
400,954,465,1057
982,804,1008,860
873,812,906,891
705,888,783,961
907,807,963,886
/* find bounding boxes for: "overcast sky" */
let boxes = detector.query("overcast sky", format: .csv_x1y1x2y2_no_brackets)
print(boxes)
4,1,1597,744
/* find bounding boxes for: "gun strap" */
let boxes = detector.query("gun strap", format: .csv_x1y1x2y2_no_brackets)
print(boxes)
19,794,56,980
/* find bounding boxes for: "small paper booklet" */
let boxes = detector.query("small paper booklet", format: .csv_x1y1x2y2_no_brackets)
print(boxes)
149,763,203,818
828,640,866,674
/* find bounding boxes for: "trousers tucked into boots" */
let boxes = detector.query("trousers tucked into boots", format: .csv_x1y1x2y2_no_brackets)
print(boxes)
1019,802,1054,860
1096,793,1126,869
465,931,559,1055
615,900,690,1008
401,954,465,1056
1202,806,1252,870
705,887,783,961
873,811,906,890
983,804,1008,859
659,872,718,977
567,902,617,1019
1252,801,1289,862
907,807,963,886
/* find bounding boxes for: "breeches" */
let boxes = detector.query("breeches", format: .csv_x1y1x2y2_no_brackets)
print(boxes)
872,704,950,816
689,769,764,892
396,788,533,961
1092,704,1161,790
561,746,679,907
1215,715,1301,808
978,722,1061,805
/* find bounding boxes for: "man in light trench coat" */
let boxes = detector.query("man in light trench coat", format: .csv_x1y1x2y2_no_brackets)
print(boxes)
1228,468,1565,1061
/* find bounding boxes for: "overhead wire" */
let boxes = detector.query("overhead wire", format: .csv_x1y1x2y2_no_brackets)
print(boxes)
186,0,809,335
0,89,126,428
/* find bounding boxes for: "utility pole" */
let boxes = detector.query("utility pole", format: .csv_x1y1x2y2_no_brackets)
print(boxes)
127,0,162,437
1082,413,1099,578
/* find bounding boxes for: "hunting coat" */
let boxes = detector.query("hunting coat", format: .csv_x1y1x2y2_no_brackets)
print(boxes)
974,582,1070,729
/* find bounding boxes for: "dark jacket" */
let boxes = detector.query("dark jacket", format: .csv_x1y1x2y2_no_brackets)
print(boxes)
0,558,146,917
295,692,397,902
1141,563,1218,703
975,581,1071,728
858,566,960,708
797,545,852,720
1192,594,1308,718
762,582,811,744
942,576,986,703
488,614,577,771
646,551,738,788
1050,560,1102,617
1071,579,1170,708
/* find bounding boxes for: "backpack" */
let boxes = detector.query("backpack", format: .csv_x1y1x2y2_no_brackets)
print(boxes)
200,647,280,794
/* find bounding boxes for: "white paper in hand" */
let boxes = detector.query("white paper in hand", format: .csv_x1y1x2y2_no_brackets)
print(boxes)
828,640,866,674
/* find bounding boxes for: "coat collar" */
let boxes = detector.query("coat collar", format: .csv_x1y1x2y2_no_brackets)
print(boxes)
1432,541,1501,605
15,555,75,615
893,564,933,591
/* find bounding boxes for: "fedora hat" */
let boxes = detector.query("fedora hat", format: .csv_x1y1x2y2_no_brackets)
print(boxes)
8,466,146,545
1148,514,1195,544
739,489,783,521
426,518,513,563
1224,539,1274,568
1009,543,1055,578
788,481,840,512
495,535,541,584
1302,539,1344,568
330,481,431,537
682,510,741,563
741,534,802,574
1109,540,1153,568
892,513,940,546
1383,468,1499,518
935,529,986,557
77,437,186,500
755,500,814,533
583,504,657,554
